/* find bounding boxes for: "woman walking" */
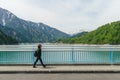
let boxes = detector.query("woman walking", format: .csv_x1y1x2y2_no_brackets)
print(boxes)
33,43,46,68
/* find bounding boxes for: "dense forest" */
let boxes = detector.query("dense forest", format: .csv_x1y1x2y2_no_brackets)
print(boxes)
59,21,120,44
0,25,18,44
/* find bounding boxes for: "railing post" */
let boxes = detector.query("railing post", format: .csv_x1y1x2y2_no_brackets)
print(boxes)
71,46,75,64
32,46,35,64
110,48,113,65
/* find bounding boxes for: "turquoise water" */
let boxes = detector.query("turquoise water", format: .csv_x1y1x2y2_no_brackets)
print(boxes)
0,51,33,64
0,44,120,64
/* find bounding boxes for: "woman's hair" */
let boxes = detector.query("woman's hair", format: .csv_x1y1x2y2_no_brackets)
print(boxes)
38,44,42,48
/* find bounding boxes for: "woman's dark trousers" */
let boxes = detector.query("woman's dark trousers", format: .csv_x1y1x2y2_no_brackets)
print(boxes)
33,58,46,68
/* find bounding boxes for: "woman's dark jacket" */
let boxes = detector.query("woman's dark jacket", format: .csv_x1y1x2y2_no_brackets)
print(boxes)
37,48,41,58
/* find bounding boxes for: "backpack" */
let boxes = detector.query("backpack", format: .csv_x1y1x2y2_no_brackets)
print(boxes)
34,50,38,57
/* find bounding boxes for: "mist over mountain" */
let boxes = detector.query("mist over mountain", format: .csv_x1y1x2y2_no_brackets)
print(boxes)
0,7,70,43
71,31,88,38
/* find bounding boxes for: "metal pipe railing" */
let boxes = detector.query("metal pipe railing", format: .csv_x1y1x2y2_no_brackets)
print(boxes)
0,45,120,64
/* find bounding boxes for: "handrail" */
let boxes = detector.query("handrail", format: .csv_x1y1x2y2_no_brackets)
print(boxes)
0,45,120,64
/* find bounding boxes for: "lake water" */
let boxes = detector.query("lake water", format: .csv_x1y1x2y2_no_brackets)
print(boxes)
0,44,120,64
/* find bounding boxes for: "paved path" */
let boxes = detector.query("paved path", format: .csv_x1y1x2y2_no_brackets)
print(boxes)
0,65,120,73
1,73,120,80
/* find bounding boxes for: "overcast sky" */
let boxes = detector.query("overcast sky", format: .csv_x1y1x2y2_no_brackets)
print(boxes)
0,0,120,34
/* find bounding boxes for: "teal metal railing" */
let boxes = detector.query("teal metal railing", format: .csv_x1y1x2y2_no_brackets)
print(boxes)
0,45,120,64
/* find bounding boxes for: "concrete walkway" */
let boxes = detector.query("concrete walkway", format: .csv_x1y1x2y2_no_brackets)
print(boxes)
0,65,120,73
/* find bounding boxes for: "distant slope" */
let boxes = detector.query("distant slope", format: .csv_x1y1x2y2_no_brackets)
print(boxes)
71,32,88,38
0,24,18,44
59,31,87,43
0,7,70,43
59,21,120,44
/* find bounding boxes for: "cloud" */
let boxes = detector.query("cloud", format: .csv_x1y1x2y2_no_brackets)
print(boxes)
0,0,120,34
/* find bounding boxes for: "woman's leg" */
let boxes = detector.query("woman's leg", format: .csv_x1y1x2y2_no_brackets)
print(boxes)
33,58,39,68
39,58,46,68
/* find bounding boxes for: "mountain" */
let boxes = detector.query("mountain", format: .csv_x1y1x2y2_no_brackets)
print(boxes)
0,24,18,44
0,7,70,43
71,31,88,38
58,31,87,43
59,21,120,44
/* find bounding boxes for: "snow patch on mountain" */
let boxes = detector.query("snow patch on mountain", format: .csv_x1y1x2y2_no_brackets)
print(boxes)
2,18,6,26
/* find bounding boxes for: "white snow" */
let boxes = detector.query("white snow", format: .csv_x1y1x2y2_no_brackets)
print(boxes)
37,23,40,26
42,26,44,30
7,11,14,21
10,14,14,19
2,18,6,26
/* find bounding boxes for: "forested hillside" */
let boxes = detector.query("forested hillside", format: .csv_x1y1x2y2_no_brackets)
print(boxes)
0,7,69,43
0,24,18,44
59,21,120,44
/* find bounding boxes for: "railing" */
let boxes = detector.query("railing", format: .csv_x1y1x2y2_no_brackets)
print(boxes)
0,44,120,64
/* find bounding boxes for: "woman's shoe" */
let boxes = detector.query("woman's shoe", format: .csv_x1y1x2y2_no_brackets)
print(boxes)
33,66,36,68
43,65,46,68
